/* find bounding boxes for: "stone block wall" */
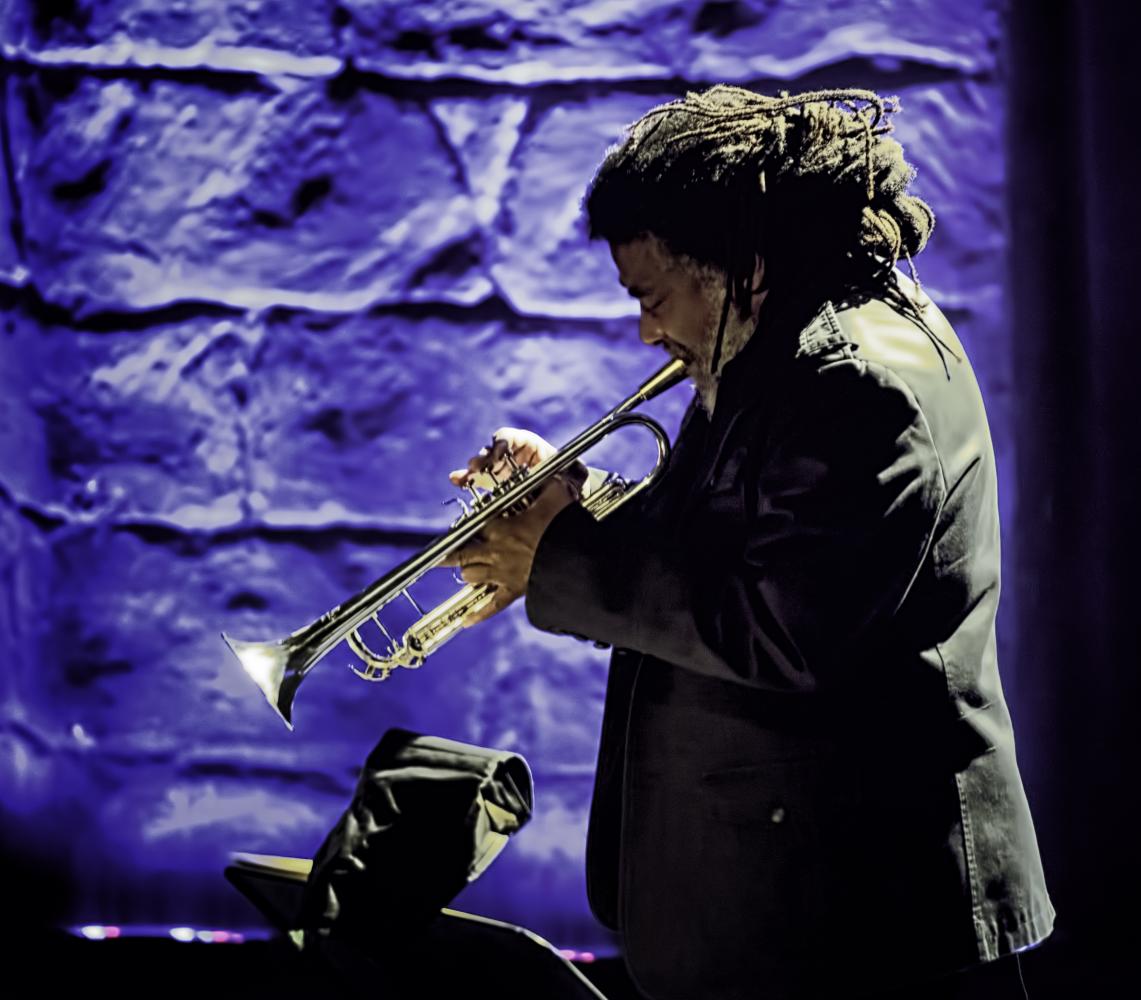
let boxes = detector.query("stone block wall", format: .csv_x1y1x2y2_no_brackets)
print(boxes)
0,0,1011,949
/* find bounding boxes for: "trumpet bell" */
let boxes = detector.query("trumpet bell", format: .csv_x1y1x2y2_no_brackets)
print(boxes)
222,634,304,730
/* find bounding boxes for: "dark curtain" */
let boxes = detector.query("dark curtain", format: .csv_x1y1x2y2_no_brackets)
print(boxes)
1007,1,1141,991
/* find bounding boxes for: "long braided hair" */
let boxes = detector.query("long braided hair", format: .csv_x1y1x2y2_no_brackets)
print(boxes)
584,86,950,369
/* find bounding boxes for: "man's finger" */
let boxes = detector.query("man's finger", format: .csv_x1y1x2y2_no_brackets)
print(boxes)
492,428,551,469
478,518,506,541
439,537,491,568
463,587,515,627
463,589,505,626
459,563,499,586
468,438,508,474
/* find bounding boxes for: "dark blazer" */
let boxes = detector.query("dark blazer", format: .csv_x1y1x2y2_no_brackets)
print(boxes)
526,274,1054,1000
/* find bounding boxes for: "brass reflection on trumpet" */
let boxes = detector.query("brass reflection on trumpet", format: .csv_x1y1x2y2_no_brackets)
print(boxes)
222,358,687,729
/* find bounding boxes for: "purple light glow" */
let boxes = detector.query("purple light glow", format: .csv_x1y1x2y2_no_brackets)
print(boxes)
0,0,1013,954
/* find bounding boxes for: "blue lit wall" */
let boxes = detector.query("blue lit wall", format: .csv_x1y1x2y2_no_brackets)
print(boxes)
0,0,1013,950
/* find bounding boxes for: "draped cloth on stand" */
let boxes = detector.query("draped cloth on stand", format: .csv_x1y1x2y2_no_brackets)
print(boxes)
301,728,534,948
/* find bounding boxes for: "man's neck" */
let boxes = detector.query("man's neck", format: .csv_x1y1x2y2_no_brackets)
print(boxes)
700,291,768,414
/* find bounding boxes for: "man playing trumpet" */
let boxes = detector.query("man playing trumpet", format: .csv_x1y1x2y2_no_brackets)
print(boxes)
444,86,1053,1000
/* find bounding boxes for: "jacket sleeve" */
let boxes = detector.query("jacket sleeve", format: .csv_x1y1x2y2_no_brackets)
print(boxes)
524,357,948,692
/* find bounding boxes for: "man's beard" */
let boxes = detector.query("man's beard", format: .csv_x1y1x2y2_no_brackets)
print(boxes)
686,273,758,414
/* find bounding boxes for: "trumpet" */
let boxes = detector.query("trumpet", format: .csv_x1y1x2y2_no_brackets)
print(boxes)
223,358,687,729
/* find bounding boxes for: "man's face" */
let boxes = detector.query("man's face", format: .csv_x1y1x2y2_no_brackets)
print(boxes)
611,235,714,367
611,234,762,412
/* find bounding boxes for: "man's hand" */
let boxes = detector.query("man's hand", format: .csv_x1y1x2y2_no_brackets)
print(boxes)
440,478,577,626
442,428,582,626
448,427,588,495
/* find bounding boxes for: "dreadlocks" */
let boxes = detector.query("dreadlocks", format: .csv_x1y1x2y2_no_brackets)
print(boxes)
585,85,944,364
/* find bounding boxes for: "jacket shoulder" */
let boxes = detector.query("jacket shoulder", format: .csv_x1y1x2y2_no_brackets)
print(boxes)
795,273,966,381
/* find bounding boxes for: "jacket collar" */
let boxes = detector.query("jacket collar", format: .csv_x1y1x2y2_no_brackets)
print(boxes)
712,287,844,421
674,288,853,493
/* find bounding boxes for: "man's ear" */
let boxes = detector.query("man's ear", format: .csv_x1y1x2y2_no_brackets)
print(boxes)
752,254,766,293
749,255,769,324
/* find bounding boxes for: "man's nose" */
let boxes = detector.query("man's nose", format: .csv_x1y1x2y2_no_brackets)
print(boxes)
639,311,665,346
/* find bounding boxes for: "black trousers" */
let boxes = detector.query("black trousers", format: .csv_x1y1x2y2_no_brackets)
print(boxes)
858,954,1028,1000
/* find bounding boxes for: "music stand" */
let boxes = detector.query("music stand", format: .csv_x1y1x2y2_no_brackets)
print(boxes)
225,853,609,1000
